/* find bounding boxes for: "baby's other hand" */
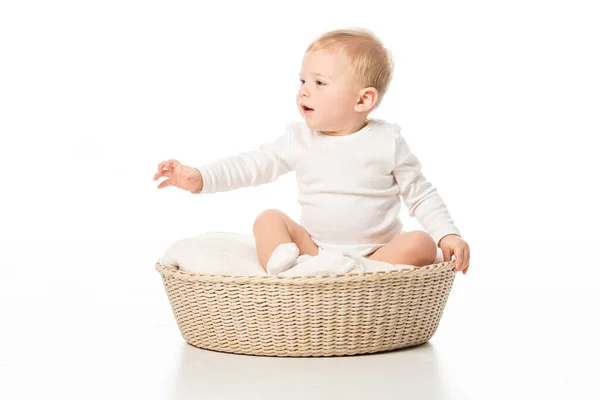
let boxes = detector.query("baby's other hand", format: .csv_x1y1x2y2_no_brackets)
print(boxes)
439,234,470,274
153,159,204,193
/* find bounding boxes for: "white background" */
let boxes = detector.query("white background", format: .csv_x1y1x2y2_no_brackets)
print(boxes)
1,1,599,399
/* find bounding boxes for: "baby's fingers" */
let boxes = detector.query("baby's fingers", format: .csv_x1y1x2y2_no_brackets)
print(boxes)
157,178,171,189
163,159,181,170
153,168,169,181
154,160,177,181
453,248,466,272
462,248,471,274
157,159,177,172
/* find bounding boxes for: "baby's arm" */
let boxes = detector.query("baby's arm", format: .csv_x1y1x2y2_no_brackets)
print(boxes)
194,124,293,195
392,127,461,247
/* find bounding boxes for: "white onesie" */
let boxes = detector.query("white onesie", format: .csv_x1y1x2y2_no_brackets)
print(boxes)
195,118,461,256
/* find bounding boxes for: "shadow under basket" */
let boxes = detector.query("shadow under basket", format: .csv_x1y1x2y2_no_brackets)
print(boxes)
155,260,456,357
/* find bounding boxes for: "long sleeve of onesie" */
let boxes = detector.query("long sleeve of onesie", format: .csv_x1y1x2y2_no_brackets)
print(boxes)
194,125,293,194
392,127,461,246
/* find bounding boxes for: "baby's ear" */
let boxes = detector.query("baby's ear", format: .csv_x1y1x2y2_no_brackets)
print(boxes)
355,87,378,112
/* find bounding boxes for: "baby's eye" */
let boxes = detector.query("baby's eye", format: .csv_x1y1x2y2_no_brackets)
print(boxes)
316,80,325,86
299,79,305,84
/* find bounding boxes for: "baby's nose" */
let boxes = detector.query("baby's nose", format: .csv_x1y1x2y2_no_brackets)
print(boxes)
299,87,310,97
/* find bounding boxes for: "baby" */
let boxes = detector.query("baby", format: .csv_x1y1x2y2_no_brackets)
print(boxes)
153,28,470,276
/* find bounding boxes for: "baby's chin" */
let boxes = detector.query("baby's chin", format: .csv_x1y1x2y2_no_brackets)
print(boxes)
300,113,321,130
304,120,323,131
303,118,316,129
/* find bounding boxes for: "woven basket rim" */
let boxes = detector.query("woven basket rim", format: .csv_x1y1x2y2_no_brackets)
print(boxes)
155,259,455,285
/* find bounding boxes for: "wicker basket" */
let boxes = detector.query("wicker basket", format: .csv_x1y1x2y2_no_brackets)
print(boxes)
156,260,456,357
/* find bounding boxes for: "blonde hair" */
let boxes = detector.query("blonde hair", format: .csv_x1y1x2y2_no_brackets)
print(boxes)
306,28,394,109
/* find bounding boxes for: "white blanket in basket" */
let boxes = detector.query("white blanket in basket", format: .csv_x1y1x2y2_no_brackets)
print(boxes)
160,232,444,276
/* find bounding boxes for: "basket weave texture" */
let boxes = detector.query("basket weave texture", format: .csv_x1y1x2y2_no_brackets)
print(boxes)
156,260,456,357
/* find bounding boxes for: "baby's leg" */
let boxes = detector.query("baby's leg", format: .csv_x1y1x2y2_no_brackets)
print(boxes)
366,230,438,266
253,209,319,272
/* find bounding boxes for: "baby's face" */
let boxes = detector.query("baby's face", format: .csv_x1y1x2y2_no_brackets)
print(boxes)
297,48,363,133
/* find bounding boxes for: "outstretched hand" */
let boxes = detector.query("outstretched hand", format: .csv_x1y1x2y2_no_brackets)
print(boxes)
153,159,204,193
439,234,470,274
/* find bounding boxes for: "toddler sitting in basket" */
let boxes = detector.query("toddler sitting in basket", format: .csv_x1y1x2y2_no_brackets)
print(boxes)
153,28,470,276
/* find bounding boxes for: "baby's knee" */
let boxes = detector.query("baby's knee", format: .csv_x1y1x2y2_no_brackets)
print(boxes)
409,231,437,265
253,209,285,230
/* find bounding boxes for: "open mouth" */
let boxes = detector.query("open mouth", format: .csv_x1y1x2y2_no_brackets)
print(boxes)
302,105,314,112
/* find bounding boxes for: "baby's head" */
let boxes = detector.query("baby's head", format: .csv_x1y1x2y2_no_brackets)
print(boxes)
297,28,394,135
